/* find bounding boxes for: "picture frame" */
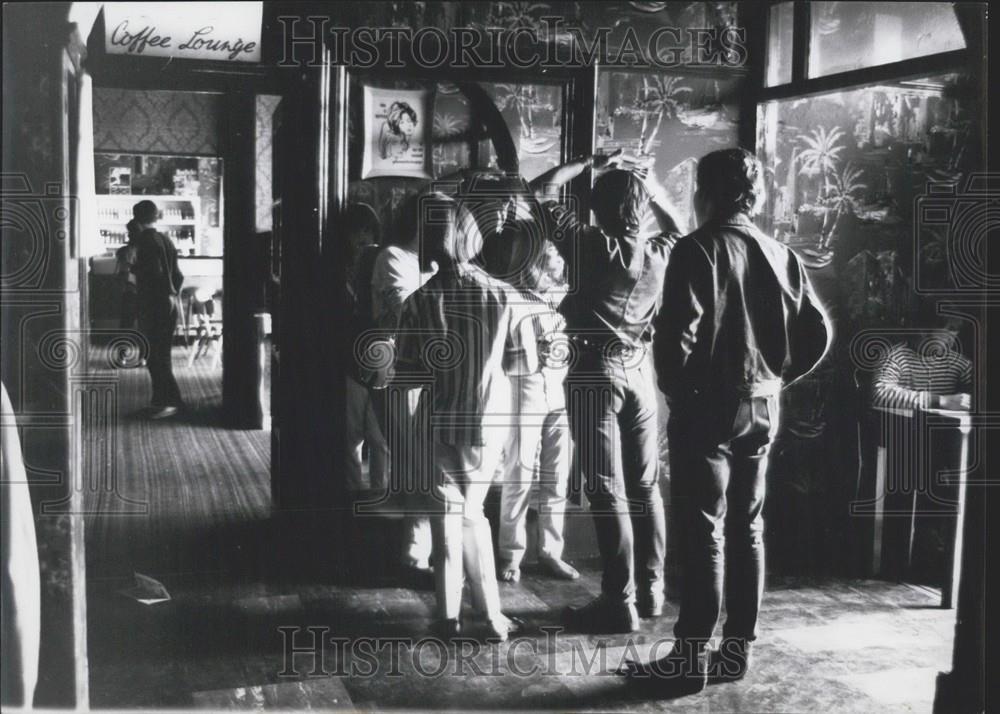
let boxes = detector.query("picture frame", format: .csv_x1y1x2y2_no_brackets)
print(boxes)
361,85,433,179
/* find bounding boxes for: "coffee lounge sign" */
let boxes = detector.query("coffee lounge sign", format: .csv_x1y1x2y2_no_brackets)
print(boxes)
104,2,263,62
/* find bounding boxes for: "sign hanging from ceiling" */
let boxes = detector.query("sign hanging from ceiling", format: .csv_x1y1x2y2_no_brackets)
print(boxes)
103,2,263,63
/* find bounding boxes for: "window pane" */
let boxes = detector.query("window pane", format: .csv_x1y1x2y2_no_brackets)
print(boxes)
596,70,742,234
480,83,564,182
809,2,965,77
766,2,794,86
756,73,967,298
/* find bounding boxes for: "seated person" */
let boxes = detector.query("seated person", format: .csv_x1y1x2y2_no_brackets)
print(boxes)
872,315,972,411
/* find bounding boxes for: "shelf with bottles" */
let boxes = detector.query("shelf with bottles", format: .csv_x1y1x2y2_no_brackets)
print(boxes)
95,195,200,226
96,225,199,252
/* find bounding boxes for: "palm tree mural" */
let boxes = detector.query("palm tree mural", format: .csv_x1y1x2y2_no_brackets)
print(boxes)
490,84,559,158
480,2,552,32
795,125,846,202
432,112,466,173
820,162,868,249
615,75,692,156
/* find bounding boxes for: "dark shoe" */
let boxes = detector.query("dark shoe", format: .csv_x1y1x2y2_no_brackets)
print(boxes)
562,596,639,634
709,638,753,683
637,588,665,618
434,618,462,640
621,639,708,696
537,555,580,580
401,565,435,591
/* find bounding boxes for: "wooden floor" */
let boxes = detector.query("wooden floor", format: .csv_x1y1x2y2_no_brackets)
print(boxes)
84,344,956,712
84,344,271,579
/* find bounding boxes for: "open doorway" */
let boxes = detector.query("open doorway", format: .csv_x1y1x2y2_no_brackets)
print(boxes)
79,12,280,587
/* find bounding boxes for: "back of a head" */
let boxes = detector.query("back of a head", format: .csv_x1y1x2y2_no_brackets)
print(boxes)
486,218,548,291
457,171,532,247
417,192,459,263
696,148,764,218
592,169,650,239
132,200,158,225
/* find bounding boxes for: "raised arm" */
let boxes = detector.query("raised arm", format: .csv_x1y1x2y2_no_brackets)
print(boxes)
529,150,624,202
643,177,683,236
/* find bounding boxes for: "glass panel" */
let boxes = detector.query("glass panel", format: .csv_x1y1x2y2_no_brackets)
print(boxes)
596,70,742,234
809,2,965,77
766,2,794,86
480,82,564,181
93,152,223,257
756,73,967,304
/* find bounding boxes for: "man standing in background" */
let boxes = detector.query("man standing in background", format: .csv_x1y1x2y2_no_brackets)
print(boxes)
132,200,185,419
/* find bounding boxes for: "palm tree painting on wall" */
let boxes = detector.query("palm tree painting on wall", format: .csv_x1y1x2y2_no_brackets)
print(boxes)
482,82,563,181
596,71,741,233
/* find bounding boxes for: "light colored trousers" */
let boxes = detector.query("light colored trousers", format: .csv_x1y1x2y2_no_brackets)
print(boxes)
498,373,572,567
432,434,507,624
385,384,432,568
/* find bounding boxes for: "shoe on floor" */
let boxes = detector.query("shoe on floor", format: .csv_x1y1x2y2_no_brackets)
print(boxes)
483,614,526,642
434,618,462,640
637,588,665,618
149,405,179,420
537,555,580,580
621,639,708,696
708,638,753,683
562,596,639,634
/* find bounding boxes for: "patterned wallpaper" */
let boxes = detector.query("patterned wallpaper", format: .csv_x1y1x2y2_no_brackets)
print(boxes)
255,95,281,232
93,88,221,155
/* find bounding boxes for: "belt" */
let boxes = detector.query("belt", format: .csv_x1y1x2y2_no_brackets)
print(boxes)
741,380,782,398
568,334,645,359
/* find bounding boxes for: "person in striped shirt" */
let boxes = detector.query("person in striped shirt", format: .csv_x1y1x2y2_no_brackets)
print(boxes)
872,317,972,411
483,221,579,584
394,192,530,641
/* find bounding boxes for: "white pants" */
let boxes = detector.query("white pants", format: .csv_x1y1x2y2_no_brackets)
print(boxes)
345,375,387,491
431,436,506,624
498,374,572,567
385,384,432,568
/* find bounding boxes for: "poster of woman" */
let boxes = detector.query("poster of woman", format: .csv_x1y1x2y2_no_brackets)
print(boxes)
362,86,432,179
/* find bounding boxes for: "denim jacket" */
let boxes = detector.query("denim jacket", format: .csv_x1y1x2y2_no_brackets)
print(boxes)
652,214,832,406
542,201,677,348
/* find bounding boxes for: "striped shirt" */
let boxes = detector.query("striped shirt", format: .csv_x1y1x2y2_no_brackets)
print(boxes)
873,343,972,410
395,262,532,446
508,288,568,413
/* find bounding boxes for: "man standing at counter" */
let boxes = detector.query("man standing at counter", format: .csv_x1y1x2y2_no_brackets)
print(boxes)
132,200,185,419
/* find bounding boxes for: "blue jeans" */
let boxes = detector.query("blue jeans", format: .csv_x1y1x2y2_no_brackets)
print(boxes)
668,394,779,642
565,348,665,604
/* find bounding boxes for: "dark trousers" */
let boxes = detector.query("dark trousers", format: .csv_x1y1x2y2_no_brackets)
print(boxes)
139,296,182,407
565,349,665,605
668,394,778,642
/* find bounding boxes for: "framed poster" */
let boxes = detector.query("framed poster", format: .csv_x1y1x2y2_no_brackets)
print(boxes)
361,86,432,179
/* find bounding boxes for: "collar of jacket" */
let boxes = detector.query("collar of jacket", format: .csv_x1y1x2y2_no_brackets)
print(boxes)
714,212,756,229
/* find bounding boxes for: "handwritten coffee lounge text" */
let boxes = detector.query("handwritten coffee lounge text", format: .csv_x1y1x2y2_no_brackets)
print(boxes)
109,21,258,61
